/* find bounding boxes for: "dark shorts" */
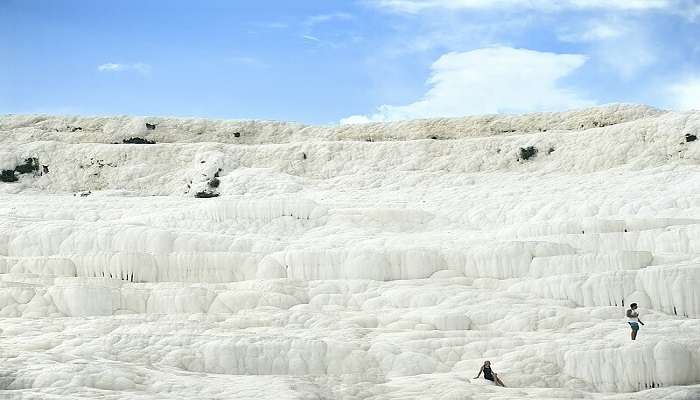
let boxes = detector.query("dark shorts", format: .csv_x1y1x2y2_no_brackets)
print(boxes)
628,322,639,331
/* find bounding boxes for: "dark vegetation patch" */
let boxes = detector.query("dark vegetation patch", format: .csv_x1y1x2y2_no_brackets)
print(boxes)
519,146,538,161
14,158,39,174
145,123,157,130
1,157,40,183
79,158,117,169
547,147,555,155
0,170,17,182
686,134,697,143
123,137,156,144
208,177,220,188
426,135,452,140
233,132,241,138
53,125,83,132
195,190,219,198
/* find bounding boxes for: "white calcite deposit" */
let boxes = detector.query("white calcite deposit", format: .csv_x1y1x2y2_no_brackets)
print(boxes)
0,104,699,399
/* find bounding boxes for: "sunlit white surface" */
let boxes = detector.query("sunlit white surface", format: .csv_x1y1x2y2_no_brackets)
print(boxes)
1,105,699,399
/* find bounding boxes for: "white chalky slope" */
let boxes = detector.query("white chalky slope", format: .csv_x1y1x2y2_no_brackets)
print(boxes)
1,104,700,399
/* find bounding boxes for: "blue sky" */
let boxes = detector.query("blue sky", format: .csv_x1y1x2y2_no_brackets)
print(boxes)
2,0,700,124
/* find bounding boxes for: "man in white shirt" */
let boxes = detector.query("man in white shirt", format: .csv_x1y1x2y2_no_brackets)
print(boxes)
626,303,645,340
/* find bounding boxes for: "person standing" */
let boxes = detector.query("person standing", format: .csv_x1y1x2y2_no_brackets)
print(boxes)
626,303,644,340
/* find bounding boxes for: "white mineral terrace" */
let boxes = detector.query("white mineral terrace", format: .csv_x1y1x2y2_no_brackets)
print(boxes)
1,104,699,399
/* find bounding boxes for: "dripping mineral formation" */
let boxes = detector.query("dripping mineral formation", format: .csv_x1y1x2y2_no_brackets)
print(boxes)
1,105,699,399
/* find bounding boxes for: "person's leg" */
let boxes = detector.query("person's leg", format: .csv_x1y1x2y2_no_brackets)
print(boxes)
494,373,505,387
632,329,637,340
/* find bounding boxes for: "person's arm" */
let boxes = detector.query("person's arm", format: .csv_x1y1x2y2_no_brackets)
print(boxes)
626,309,632,318
638,317,644,325
474,366,483,379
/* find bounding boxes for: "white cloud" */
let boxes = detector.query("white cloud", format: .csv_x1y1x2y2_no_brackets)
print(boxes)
597,41,655,81
97,63,125,72
557,18,656,80
558,22,627,42
257,21,289,29
341,47,594,123
373,0,674,13
669,77,700,111
97,63,151,74
304,12,353,27
300,12,354,47
302,35,321,42
228,56,268,68
565,0,671,9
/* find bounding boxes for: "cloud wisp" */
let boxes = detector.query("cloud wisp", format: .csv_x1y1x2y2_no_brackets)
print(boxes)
669,76,700,111
97,63,152,74
302,35,322,42
304,12,354,27
300,12,355,47
342,47,594,124
373,0,680,13
558,21,628,42
227,56,268,68
557,17,657,80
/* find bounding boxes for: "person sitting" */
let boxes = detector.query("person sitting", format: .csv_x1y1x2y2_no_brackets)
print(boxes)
474,360,506,387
